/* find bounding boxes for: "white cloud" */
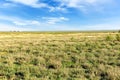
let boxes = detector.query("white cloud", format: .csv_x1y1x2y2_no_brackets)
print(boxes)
0,16,120,31
3,0,116,12
49,6,67,12
0,15,43,31
42,17,69,24
0,15,68,27
0,15,41,26
5,0,67,12
55,0,115,12
13,21,27,26
0,24,29,31
6,0,48,8
0,2,17,8
0,15,70,31
57,0,114,7
13,20,41,26
31,20,40,25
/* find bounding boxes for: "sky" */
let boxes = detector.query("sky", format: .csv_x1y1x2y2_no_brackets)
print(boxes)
0,0,120,31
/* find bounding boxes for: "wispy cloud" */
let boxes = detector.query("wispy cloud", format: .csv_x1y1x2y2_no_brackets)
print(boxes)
0,24,30,31
4,0,115,13
4,0,59,12
13,20,41,26
6,0,47,8
42,17,69,24
0,15,41,26
0,2,17,8
55,0,116,12
0,14,68,26
0,15,70,31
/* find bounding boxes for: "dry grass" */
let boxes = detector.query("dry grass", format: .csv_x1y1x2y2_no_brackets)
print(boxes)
0,32,120,80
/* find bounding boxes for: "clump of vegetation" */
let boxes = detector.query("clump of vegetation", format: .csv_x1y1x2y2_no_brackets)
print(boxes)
0,32,120,80
116,34,120,41
105,35,114,41
118,30,120,33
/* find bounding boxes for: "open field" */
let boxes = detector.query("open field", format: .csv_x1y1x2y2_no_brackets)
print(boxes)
0,32,120,80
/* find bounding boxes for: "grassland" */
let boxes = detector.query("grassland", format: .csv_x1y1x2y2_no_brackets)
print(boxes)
0,31,120,80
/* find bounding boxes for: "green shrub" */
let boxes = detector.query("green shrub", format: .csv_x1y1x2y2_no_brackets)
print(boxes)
118,30,120,33
105,35,114,41
116,34,120,41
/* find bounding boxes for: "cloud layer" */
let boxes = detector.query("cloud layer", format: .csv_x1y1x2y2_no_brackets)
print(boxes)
42,17,69,24
0,0,120,31
5,0,116,12
7,0,47,8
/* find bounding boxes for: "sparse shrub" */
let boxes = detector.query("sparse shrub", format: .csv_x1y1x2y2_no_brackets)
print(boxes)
118,30,120,33
30,58,39,65
105,35,114,41
26,49,30,53
8,50,14,53
70,37,74,41
14,57,26,65
32,51,39,56
99,72,110,80
116,34,120,41
15,72,25,79
46,59,62,69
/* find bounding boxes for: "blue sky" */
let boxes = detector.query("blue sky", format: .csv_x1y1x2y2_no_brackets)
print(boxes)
0,0,120,31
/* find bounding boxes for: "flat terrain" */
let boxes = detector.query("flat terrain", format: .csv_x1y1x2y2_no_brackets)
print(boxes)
0,32,120,80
